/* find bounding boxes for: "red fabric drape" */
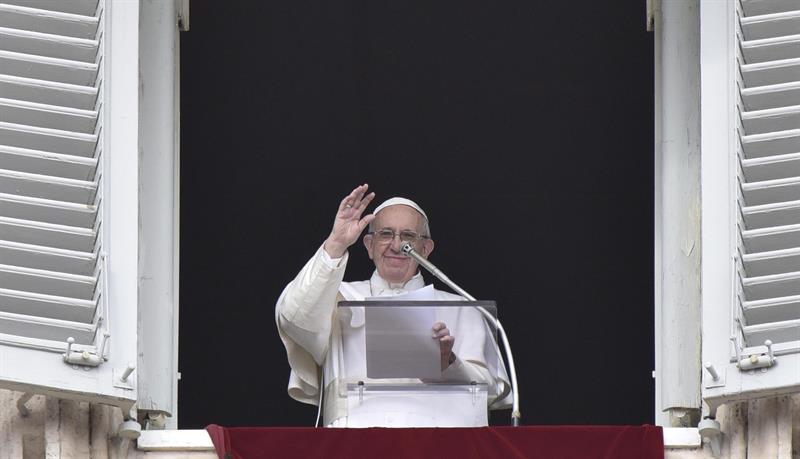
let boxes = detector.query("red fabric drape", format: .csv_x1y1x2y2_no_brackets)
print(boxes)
206,425,664,459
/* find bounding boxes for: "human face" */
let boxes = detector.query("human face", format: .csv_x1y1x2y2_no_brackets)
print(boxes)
363,205,435,284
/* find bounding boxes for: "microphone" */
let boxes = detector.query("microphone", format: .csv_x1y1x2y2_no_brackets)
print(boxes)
401,243,470,299
401,242,522,426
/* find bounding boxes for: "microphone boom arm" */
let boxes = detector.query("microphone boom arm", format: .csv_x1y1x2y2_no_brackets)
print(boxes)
401,243,521,426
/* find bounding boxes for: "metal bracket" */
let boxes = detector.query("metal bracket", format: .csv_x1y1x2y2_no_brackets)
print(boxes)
16,393,33,417
63,333,109,368
733,339,775,372
113,363,136,390
703,363,726,388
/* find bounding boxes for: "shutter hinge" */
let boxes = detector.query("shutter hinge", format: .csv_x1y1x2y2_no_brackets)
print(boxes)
63,332,109,367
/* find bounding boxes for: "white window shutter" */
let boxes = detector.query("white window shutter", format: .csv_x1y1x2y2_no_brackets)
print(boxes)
701,0,800,409
0,0,140,411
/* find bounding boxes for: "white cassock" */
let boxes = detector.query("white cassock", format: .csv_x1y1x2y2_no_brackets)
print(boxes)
276,245,512,427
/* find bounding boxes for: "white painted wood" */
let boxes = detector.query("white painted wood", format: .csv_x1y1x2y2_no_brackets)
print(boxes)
0,4,98,39
0,0,138,411
136,0,181,424
137,430,215,452
654,0,702,422
0,26,99,63
0,74,98,111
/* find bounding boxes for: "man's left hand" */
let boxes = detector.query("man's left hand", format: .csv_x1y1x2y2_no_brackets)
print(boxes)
432,322,455,371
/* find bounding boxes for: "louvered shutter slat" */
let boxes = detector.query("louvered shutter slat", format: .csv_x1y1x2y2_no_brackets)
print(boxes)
742,35,800,62
0,1,101,348
741,11,800,40
0,240,96,275
0,27,98,63
0,264,95,299
0,122,97,156
0,145,97,181
0,98,98,133
0,216,95,251
0,287,96,323
0,193,96,227
0,0,99,17
742,152,800,182
742,81,800,110
0,75,98,111
741,105,800,134
741,58,800,87
742,200,800,229
736,4,800,351
742,0,800,17
743,223,800,252
744,295,800,323
0,50,98,86
742,129,800,159
0,310,95,343
741,176,800,205
0,4,99,39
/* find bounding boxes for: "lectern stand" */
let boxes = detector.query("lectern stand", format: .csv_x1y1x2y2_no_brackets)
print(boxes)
335,301,504,428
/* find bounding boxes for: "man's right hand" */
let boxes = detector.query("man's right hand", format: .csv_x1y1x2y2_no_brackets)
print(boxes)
323,184,376,258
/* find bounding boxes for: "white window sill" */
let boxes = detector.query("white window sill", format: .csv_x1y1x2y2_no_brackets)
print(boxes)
137,427,703,452
137,430,214,451
663,427,702,448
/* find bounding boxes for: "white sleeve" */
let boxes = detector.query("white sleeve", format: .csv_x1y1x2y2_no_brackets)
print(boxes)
275,245,349,405
277,244,348,364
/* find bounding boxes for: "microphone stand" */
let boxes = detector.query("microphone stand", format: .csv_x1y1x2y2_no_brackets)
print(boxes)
401,243,521,427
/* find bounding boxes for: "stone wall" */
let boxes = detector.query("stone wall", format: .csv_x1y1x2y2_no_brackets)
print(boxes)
0,388,797,458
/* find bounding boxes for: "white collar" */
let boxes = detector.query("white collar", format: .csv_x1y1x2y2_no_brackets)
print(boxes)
369,270,426,297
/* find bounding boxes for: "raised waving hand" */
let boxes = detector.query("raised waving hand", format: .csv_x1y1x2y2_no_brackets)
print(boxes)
323,184,376,258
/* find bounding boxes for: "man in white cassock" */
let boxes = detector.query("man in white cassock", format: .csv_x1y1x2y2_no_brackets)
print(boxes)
276,184,511,427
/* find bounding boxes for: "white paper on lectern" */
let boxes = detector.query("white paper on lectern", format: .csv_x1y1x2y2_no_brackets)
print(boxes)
364,286,441,379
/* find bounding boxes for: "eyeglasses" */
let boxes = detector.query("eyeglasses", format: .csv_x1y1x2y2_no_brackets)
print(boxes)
367,229,430,245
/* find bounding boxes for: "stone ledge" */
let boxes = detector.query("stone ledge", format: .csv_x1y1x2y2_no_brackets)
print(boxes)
137,430,214,451
663,427,702,448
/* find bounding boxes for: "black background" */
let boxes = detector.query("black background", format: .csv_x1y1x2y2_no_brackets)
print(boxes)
179,0,654,427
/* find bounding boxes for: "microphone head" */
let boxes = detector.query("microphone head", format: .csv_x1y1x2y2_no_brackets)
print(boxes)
401,243,415,256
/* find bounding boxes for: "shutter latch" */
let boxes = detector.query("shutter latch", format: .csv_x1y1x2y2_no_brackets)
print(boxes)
732,337,776,372
63,332,109,367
